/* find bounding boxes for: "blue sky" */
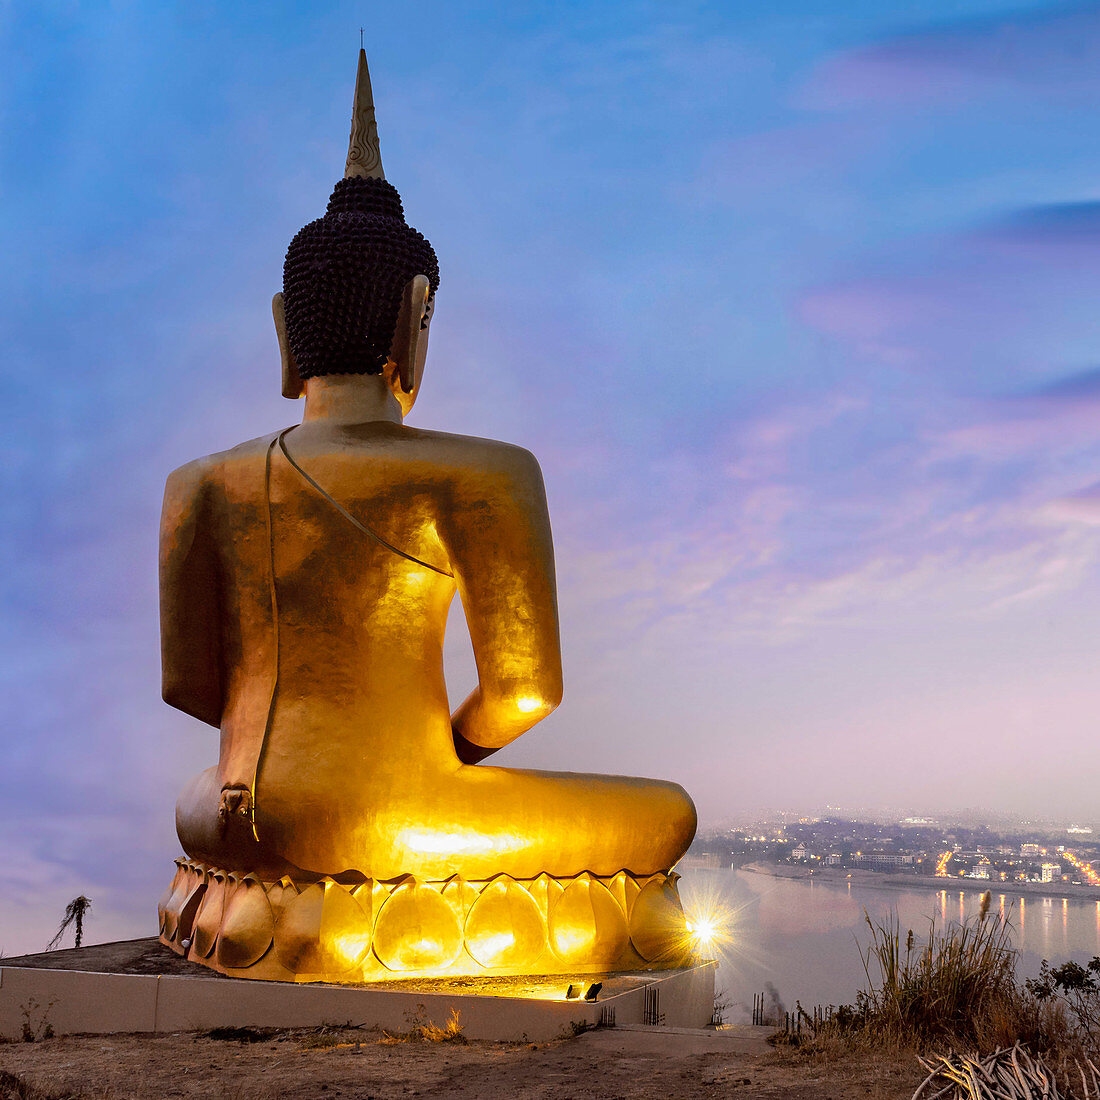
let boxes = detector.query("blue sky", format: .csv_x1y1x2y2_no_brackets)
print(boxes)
4,1,1100,951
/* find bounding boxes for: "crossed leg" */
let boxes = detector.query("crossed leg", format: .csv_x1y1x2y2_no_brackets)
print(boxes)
176,762,696,882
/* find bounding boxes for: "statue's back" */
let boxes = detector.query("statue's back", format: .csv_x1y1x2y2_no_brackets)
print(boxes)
164,420,570,876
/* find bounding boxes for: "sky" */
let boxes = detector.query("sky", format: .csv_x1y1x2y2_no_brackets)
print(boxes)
3,0,1100,953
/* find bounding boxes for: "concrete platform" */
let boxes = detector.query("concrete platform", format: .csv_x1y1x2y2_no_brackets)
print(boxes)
0,938,716,1042
580,1024,774,1056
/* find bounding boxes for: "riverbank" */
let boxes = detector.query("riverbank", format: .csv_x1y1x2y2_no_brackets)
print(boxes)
740,862,1100,903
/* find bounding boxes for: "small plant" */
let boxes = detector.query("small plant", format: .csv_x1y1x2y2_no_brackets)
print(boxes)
382,1004,466,1044
19,999,55,1043
1026,957,1100,1052
711,991,732,1027
297,1027,344,1050
203,1025,283,1043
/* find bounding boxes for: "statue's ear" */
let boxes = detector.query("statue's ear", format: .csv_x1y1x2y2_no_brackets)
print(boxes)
272,292,304,399
390,275,431,394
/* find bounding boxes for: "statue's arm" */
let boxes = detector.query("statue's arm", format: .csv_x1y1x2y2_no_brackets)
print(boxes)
159,460,224,728
445,446,563,763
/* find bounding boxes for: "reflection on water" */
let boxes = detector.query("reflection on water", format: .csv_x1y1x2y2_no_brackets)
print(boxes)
679,868,1100,1024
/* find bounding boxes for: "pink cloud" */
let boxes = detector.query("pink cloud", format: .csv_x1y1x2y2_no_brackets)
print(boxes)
1042,482,1100,525
798,283,944,365
802,6,1100,110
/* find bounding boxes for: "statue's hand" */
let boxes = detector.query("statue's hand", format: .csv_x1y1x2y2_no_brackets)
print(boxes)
217,785,253,835
452,728,499,765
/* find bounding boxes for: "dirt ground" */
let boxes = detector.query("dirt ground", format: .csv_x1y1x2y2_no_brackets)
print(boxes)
0,1025,923,1099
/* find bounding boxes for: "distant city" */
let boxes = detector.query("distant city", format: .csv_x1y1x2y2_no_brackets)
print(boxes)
685,811,1100,895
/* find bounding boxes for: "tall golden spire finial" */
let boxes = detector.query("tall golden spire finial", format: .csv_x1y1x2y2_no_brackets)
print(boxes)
345,47,384,180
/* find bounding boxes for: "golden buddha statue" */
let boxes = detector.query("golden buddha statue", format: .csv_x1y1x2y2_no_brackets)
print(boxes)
158,50,697,981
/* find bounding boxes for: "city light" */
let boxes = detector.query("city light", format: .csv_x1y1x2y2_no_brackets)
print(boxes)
695,818,1100,919
1062,851,1100,886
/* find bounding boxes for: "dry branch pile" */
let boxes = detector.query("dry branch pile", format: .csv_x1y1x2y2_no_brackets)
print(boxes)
913,1043,1100,1100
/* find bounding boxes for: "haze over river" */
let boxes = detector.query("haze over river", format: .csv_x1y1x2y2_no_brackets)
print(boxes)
678,868,1100,1024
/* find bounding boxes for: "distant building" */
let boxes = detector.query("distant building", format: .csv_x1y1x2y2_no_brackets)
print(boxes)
1068,826,1093,835
851,851,914,868
1041,863,1062,883
971,858,992,880
1021,844,1041,857
791,844,809,861
825,853,842,866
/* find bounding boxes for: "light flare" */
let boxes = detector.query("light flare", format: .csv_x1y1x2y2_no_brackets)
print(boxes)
683,900,734,957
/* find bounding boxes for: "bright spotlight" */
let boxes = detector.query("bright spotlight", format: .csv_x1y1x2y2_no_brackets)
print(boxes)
683,904,732,957
687,916,720,949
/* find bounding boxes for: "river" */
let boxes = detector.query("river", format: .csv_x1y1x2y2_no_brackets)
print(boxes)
677,867,1100,1024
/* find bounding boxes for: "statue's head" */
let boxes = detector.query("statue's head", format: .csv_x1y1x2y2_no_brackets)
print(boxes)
273,49,439,416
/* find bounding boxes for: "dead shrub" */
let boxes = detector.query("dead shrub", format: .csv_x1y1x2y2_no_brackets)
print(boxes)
381,1005,466,1045
802,902,1097,1070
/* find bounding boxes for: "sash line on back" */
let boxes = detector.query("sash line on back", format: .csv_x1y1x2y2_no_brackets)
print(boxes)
246,427,454,840
245,432,283,841
276,428,453,577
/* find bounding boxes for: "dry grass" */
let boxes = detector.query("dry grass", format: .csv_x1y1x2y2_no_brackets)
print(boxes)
380,1004,467,1044
808,906,1085,1057
789,900,1100,1096
0,1068,77,1100
855,906,1020,1049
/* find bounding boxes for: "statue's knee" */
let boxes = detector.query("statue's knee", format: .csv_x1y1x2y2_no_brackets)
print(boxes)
672,783,698,838
658,782,697,854
175,766,221,854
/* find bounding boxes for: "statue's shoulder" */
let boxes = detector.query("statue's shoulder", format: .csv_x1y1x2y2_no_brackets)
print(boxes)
399,427,543,488
164,432,283,490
